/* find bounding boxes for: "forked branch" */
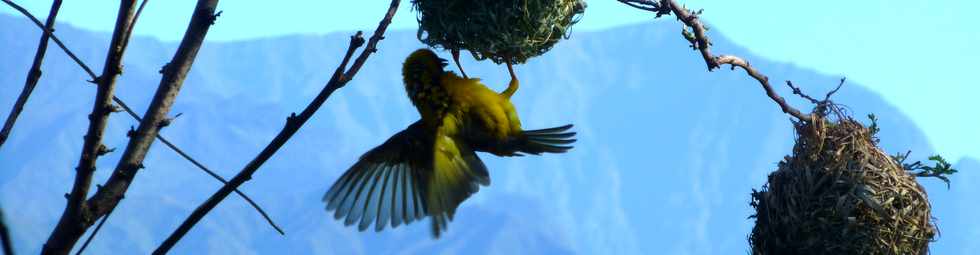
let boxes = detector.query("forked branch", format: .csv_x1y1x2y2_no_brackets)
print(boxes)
153,0,402,253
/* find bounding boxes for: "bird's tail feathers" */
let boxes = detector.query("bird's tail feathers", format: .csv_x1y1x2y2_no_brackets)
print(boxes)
514,124,576,155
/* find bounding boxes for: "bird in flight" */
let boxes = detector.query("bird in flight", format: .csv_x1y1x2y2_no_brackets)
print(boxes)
323,49,576,238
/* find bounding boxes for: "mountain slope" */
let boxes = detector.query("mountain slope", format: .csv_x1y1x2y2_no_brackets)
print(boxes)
2,13,969,254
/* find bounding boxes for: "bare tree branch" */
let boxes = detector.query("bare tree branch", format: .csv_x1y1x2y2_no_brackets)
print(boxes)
73,0,222,252
617,0,813,123
0,206,13,255
43,1,140,254
153,0,401,253
0,0,63,150
3,0,283,236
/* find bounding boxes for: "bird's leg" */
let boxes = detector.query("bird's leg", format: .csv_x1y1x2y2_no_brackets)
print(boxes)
451,48,468,79
501,59,519,98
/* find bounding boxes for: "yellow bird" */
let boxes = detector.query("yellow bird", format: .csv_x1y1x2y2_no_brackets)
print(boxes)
323,49,576,238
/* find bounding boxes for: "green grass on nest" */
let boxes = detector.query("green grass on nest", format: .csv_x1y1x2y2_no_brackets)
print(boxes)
412,0,586,64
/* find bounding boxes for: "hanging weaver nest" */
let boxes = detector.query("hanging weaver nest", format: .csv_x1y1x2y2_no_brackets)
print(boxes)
412,0,586,64
749,106,936,255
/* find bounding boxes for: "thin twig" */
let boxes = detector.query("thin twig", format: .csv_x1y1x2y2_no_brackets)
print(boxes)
115,100,284,235
44,1,140,254
786,78,849,111
73,204,114,255
825,77,846,102
5,0,282,236
618,0,813,123
0,0,63,150
0,206,13,255
154,0,401,253
1,0,96,79
785,81,821,104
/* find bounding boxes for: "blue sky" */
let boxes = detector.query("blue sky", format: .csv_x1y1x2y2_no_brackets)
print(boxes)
2,0,977,162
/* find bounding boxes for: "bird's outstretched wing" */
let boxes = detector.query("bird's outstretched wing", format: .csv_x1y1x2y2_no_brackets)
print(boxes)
323,121,432,232
323,119,490,237
428,116,489,237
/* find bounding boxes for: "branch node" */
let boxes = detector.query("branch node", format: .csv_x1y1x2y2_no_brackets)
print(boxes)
96,144,115,156
209,10,223,25
785,80,821,104
159,62,170,74
88,75,103,85
351,31,366,48
159,112,184,128
108,104,123,113
74,165,94,173
126,126,136,137
101,103,119,114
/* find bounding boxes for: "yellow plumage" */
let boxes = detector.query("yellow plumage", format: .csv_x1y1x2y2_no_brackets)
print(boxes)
323,49,576,238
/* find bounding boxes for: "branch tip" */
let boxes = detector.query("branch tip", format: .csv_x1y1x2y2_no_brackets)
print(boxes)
209,10,223,25
159,62,170,74
96,144,115,156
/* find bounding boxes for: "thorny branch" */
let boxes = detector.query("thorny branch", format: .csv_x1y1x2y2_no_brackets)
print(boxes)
154,0,402,253
0,0,62,150
2,0,282,237
617,0,813,123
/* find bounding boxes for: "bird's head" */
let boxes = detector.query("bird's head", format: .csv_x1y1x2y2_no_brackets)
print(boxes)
402,49,451,113
404,48,448,74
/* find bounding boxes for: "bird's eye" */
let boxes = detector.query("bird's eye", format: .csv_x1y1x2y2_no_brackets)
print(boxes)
438,58,448,67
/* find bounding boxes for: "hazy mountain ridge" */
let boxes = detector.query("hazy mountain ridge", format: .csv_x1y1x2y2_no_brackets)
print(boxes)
1,13,974,254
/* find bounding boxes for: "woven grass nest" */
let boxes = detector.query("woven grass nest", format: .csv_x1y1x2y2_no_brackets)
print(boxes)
749,110,936,255
412,0,586,64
